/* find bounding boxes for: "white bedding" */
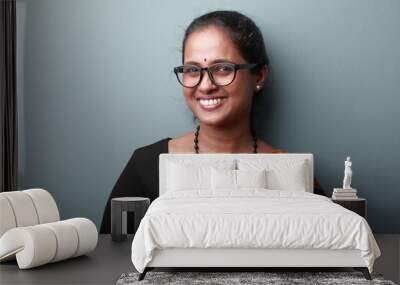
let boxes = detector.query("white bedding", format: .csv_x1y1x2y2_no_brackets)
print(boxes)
131,190,380,273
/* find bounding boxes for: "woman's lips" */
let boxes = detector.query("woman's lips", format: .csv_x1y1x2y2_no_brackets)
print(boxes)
197,97,227,111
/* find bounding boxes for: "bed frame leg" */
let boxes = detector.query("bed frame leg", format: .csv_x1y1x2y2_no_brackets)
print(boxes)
354,267,371,280
138,268,148,281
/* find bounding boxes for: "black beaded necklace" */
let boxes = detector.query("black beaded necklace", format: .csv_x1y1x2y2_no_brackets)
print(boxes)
194,125,258,154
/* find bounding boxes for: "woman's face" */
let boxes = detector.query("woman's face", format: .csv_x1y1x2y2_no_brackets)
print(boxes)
182,26,263,127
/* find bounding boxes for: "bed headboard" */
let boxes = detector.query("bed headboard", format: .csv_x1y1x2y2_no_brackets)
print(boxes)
159,153,314,195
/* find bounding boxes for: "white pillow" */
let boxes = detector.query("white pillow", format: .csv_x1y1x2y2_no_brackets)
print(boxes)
211,168,267,190
236,169,267,188
265,164,307,191
167,160,235,192
211,168,236,190
238,159,309,191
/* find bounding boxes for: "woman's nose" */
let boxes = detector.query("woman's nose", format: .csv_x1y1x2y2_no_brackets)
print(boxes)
197,71,218,93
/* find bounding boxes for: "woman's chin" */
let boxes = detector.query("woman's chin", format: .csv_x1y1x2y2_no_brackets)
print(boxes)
196,114,229,127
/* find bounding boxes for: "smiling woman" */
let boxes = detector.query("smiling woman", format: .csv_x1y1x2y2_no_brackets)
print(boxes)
100,10,324,234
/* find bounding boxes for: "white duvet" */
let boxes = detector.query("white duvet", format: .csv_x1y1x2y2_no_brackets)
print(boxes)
131,189,380,273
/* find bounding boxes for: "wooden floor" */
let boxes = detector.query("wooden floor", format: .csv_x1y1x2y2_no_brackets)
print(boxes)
374,234,400,284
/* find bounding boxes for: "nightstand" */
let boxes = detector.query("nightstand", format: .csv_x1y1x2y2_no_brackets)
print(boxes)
111,197,150,242
331,198,367,219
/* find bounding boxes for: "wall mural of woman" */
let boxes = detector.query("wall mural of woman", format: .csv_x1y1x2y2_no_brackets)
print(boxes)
100,10,325,234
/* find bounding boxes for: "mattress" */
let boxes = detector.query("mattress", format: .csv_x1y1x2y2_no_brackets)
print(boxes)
131,189,380,273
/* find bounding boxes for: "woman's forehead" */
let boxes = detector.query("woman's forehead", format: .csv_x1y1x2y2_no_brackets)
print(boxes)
184,26,244,64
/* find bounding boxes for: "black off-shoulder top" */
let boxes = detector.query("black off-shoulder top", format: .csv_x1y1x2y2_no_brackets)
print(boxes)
100,138,171,233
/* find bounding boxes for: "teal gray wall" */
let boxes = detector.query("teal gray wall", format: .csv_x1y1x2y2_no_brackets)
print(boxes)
16,0,400,233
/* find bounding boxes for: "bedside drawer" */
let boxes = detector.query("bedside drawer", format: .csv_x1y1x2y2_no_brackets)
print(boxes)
331,198,367,219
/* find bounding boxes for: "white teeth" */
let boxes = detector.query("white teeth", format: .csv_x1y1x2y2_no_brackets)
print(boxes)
199,98,223,107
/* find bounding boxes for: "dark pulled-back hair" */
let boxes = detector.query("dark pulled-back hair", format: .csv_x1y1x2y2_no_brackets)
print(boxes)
181,10,270,136
182,10,269,74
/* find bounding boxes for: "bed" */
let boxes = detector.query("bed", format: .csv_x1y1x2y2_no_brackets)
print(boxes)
131,153,381,281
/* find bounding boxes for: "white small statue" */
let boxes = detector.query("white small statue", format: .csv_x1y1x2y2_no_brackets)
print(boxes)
342,156,353,189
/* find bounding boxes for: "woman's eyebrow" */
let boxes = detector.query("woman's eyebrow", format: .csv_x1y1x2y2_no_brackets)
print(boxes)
185,59,232,65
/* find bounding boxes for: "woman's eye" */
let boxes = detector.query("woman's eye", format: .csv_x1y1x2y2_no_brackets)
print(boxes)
183,67,199,73
215,65,233,73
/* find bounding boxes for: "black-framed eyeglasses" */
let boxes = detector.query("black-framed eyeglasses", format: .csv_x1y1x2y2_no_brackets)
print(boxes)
173,62,262,88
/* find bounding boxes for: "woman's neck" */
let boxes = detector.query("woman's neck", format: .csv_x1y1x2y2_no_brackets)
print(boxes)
196,121,255,153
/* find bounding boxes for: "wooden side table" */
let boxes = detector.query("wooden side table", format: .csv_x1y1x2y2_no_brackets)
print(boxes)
331,198,367,219
111,197,150,242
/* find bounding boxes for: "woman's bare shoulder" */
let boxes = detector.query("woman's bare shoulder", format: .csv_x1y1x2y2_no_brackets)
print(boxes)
168,132,194,153
257,139,288,153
